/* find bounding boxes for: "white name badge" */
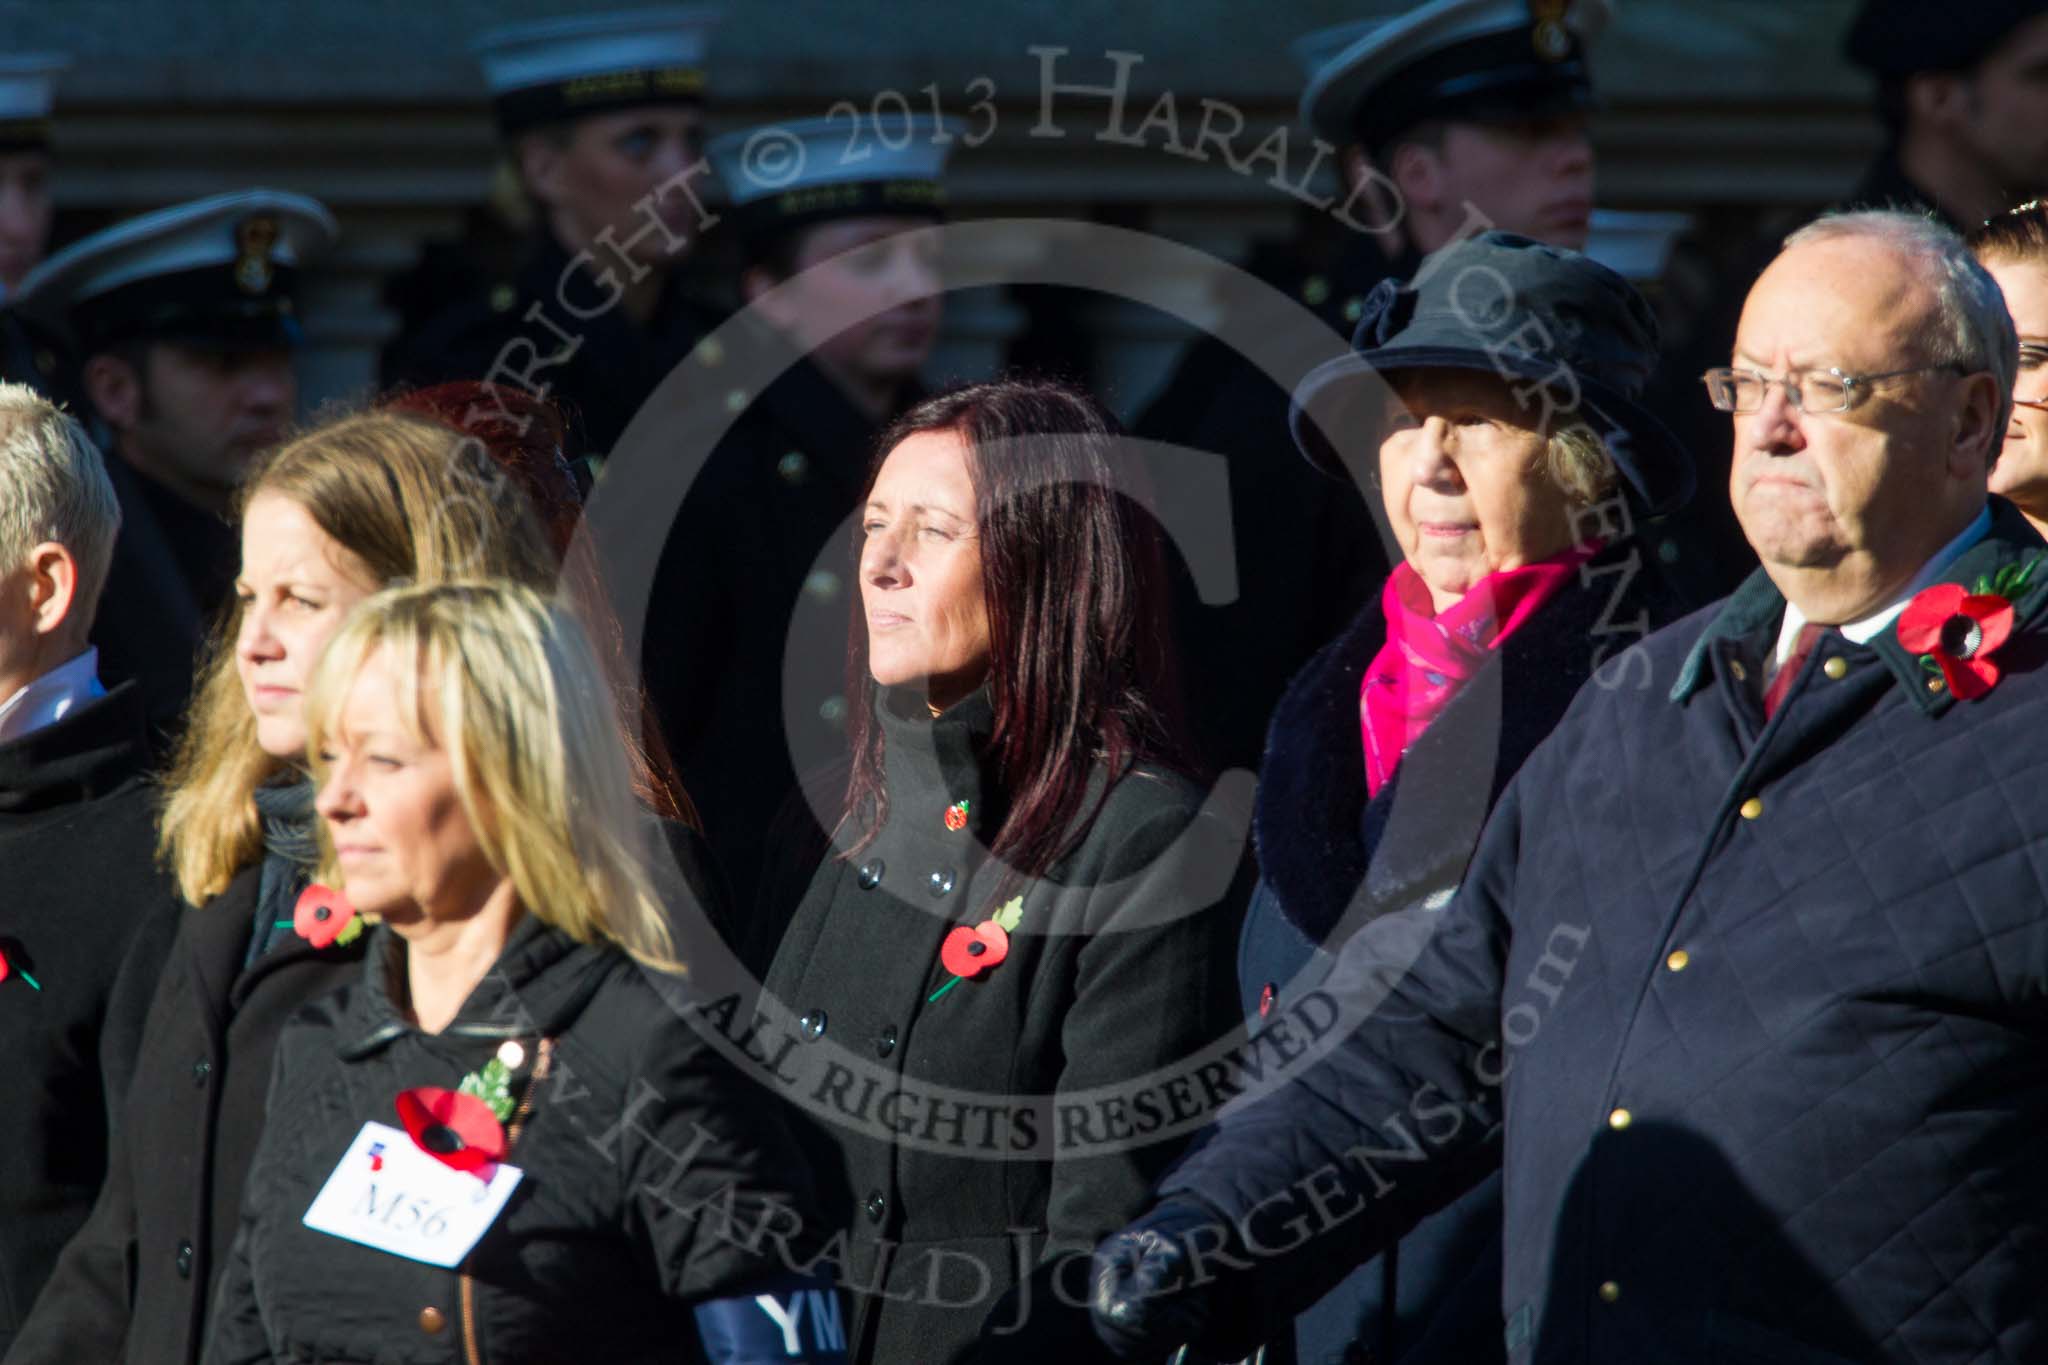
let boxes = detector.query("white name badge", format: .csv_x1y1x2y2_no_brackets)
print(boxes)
302,1120,524,1268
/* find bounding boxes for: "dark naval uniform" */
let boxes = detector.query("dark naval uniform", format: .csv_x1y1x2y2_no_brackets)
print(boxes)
643,325,913,922
90,459,237,747
10,189,338,753
385,232,719,459
1136,234,1399,775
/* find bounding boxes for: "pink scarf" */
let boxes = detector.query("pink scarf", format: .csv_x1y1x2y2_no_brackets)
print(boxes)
1361,541,1601,796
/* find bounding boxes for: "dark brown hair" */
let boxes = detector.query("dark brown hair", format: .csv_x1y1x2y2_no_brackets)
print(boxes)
839,377,1192,884
1969,200,2048,264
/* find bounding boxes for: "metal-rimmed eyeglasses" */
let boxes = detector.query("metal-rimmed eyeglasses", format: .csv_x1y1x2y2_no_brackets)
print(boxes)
1700,363,1968,414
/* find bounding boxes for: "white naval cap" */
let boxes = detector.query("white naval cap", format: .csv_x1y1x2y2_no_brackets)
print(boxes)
15,188,338,353
706,114,960,237
0,54,67,152
474,7,721,134
1299,0,1611,150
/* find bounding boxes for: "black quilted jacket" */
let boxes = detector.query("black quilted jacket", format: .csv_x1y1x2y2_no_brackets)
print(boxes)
1161,498,2048,1363
202,917,828,1365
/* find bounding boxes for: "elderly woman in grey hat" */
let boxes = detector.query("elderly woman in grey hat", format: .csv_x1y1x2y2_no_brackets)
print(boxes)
1080,232,1695,1364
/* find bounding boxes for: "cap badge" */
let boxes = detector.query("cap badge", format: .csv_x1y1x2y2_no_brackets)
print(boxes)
1531,0,1572,61
234,213,279,295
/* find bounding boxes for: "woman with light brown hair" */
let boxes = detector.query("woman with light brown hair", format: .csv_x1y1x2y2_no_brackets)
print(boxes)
9,387,720,1365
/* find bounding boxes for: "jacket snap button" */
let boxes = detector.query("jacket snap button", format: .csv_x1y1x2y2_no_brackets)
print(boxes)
799,1011,827,1041
928,867,957,897
175,1240,194,1278
864,1191,887,1223
876,1026,897,1058
1739,796,1763,820
857,859,884,891
419,1306,447,1334
191,1059,211,1086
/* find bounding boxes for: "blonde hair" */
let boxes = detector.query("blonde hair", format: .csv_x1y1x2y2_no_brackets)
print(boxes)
158,409,560,904
303,580,680,973
0,382,121,629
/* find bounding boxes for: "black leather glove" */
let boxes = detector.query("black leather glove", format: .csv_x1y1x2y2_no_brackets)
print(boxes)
1089,1198,1236,1358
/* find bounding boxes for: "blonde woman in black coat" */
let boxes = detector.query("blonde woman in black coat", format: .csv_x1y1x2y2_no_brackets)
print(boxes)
204,582,837,1365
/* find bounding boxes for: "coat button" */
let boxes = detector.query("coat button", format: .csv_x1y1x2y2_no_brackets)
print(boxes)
819,695,848,726
1728,658,1748,683
928,867,957,897
488,283,516,313
419,1306,447,1334
876,1025,898,1057
1739,796,1763,820
497,1040,526,1070
1598,1280,1621,1304
1608,1108,1632,1130
857,859,885,890
1665,949,1690,972
804,570,841,601
799,1010,828,1041
864,1191,887,1223
724,387,750,413
696,335,725,367
1823,656,1848,680
777,451,809,484
191,1059,211,1086
174,1241,194,1278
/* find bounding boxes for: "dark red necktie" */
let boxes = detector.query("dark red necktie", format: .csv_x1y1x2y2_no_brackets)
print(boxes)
1762,621,1830,718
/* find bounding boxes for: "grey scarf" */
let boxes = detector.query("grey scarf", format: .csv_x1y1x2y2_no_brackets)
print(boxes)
246,775,319,967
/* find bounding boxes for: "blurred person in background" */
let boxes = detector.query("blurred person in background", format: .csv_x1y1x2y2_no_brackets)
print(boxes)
386,7,723,461
1842,0,2048,228
12,190,335,747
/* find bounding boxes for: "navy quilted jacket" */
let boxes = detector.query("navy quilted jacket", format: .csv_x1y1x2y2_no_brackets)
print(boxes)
1160,498,2048,1364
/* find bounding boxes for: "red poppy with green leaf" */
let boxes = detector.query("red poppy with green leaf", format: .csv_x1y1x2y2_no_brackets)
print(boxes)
1896,559,2038,700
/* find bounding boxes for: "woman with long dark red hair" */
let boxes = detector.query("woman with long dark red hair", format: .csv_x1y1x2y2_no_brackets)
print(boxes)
758,377,1243,1363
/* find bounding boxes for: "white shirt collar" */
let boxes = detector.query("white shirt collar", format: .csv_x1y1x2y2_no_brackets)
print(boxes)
1772,506,1994,670
0,647,107,745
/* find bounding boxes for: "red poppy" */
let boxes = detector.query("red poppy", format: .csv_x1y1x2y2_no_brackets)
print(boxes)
943,801,970,832
1897,582,2015,700
939,921,1009,979
395,1087,506,1174
293,884,358,949
0,946,9,984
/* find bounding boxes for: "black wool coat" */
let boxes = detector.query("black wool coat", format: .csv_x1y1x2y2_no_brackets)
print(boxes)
1162,499,2048,1364
0,686,171,1356
202,918,828,1365
762,689,1245,1364
5,858,367,1365
1236,537,1684,1365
